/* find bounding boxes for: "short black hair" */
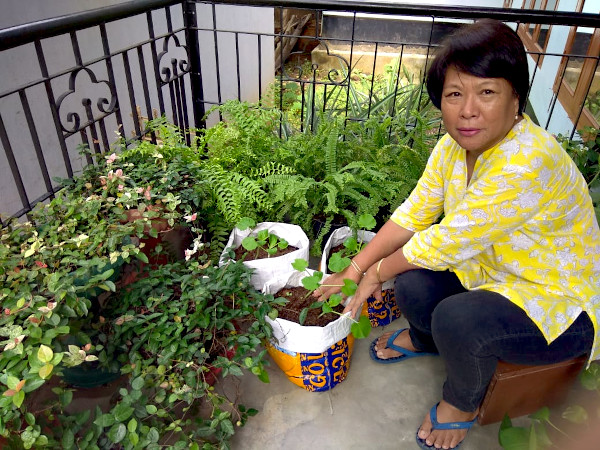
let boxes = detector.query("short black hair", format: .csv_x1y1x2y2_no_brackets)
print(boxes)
426,19,529,114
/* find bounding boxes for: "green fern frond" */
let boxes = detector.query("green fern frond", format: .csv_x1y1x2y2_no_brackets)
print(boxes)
251,162,295,178
325,126,339,175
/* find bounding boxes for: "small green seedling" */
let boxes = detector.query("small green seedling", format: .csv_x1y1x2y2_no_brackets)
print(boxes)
289,258,371,339
498,361,600,450
327,213,376,273
236,217,289,258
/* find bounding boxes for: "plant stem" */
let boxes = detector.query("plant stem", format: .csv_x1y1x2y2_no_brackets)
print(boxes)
545,419,576,442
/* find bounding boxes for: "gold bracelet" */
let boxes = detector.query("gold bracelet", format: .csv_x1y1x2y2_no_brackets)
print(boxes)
350,260,364,277
376,258,384,284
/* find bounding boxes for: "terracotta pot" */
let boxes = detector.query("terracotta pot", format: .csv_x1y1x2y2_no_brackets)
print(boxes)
124,207,169,233
123,207,192,266
204,348,236,386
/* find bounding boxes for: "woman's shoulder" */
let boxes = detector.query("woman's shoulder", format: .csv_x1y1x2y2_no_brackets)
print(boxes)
512,116,555,146
501,116,564,164
433,133,461,156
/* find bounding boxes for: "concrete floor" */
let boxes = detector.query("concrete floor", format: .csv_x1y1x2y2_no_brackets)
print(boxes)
230,316,502,450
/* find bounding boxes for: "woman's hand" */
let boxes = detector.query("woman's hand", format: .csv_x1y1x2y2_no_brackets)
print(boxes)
343,270,382,319
313,267,362,301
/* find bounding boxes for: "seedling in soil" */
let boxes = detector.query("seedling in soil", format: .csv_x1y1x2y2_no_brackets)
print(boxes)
236,217,289,258
328,213,376,273
289,258,371,339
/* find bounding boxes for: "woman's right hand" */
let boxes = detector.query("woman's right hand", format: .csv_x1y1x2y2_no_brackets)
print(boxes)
313,266,362,302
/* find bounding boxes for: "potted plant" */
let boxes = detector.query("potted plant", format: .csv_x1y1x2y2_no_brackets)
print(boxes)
261,258,371,392
0,184,148,447
220,217,309,290
557,128,600,224
32,258,279,449
320,213,401,328
0,116,281,448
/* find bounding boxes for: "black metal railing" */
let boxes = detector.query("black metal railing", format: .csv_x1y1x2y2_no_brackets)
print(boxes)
1,0,598,222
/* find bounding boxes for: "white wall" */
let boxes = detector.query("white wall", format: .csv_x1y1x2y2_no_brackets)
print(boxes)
357,0,504,5
0,1,273,218
516,0,599,136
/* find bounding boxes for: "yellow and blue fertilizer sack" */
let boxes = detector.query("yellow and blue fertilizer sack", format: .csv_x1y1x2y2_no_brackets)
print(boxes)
264,270,356,392
267,335,354,392
362,288,401,328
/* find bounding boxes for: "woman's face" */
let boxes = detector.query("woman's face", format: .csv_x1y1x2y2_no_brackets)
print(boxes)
441,66,520,155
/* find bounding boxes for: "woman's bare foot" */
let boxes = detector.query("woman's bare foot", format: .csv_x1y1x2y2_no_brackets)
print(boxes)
417,400,478,449
373,329,418,359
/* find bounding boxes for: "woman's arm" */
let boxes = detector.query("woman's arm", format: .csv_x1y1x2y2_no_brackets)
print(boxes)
343,244,420,317
315,220,416,302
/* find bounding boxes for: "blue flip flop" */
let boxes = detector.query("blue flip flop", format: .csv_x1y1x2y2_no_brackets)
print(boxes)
369,328,437,364
416,403,477,449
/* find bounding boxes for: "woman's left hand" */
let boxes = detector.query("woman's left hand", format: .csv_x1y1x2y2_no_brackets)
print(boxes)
343,270,382,319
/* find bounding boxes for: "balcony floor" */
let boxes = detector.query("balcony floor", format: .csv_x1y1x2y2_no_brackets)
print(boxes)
230,316,503,450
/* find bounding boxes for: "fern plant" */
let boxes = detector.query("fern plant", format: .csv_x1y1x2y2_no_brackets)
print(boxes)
198,100,289,174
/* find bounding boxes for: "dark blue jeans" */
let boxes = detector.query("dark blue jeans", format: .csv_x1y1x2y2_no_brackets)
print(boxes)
394,269,594,412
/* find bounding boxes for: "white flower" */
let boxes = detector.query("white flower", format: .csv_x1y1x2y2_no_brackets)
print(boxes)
184,239,204,261
184,249,195,261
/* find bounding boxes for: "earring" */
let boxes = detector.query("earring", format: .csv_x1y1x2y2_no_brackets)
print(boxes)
515,114,519,121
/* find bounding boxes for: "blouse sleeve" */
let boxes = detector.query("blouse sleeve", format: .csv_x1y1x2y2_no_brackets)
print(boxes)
402,148,552,270
390,136,448,231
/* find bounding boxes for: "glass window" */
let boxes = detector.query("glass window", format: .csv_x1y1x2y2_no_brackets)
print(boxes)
564,30,593,92
584,72,600,125
555,24,600,130
517,0,558,67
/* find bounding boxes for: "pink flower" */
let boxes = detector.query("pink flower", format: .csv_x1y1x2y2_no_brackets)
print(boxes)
184,213,197,223
100,177,107,186
106,153,118,164
136,186,151,200
115,169,124,178
118,184,124,191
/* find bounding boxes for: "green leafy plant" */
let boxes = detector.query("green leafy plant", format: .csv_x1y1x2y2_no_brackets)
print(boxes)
290,259,371,339
0,116,282,448
277,57,441,137
327,213,377,273
557,127,600,223
45,259,277,449
256,128,391,253
236,217,289,258
0,188,147,447
498,361,600,450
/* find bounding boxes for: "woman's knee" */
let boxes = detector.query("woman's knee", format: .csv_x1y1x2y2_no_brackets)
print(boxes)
430,291,510,349
394,269,464,312
430,295,474,343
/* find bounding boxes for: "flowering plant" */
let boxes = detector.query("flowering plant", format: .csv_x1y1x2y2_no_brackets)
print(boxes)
0,117,277,448
0,184,146,447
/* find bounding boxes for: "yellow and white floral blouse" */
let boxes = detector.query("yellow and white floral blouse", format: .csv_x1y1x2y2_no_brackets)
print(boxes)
391,115,600,362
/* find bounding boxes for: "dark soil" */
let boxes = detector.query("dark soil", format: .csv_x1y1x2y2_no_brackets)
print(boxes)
325,243,350,271
234,244,298,262
275,286,344,327
329,243,347,258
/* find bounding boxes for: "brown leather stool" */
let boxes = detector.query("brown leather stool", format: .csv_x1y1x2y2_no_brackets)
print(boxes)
477,355,588,425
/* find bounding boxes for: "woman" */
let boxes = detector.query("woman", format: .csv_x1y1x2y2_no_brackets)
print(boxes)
316,19,599,450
